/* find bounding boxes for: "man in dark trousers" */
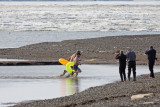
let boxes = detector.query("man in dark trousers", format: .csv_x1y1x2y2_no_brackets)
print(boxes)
127,49,136,81
115,50,127,82
145,46,157,78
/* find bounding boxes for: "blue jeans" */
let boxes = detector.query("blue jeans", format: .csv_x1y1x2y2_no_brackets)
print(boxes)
73,65,80,71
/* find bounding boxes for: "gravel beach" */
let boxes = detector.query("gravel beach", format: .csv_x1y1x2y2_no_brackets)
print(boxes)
13,72,160,107
0,34,159,64
1,34,159,107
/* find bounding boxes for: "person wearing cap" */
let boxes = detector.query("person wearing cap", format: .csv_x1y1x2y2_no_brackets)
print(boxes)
72,52,82,77
115,50,127,82
60,51,81,77
127,49,136,81
145,46,157,78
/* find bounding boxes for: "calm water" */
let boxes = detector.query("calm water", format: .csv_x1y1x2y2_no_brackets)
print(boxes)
0,64,160,107
1,31,160,48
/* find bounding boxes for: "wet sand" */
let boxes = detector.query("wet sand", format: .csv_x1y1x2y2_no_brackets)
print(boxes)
13,72,160,107
0,34,160,65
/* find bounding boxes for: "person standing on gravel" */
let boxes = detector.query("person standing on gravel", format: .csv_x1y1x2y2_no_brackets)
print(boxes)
115,50,127,82
127,49,136,81
145,46,157,78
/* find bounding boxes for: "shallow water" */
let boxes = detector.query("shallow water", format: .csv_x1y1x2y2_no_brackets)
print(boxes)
0,65,160,107
0,58,31,61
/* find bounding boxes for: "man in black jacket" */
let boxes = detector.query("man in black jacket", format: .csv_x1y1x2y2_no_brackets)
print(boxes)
145,46,157,78
115,51,127,82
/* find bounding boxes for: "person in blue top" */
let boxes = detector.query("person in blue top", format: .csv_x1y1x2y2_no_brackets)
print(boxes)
145,46,157,78
127,49,136,81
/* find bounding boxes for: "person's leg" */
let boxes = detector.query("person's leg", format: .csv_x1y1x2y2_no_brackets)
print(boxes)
149,60,155,78
65,74,71,78
71,70,78,77
132,61,136,81
65,66,77,78
76,67,81,73
60,70,67,77
119,67,123,82
149,60,152,77
152,60,155,78
128,62,131,81
74,67,81,77
149,60,153,77
75,72,78,77
66,71,77,78
122,66,126,81
70,65,79,77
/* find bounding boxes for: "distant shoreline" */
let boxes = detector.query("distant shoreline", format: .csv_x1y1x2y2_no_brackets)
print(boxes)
1,30,160,49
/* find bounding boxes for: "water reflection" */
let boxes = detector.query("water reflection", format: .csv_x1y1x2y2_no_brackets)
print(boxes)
60,78,79,97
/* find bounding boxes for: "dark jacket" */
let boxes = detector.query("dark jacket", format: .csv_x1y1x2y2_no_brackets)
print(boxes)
127,51,136,61
116,54,126,67
145,49,156,61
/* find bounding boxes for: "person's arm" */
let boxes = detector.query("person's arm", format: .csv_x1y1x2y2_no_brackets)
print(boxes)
145,50,151,55
115,54,120,59
68,53,76,61
67,56,71,61
145,50,148,54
